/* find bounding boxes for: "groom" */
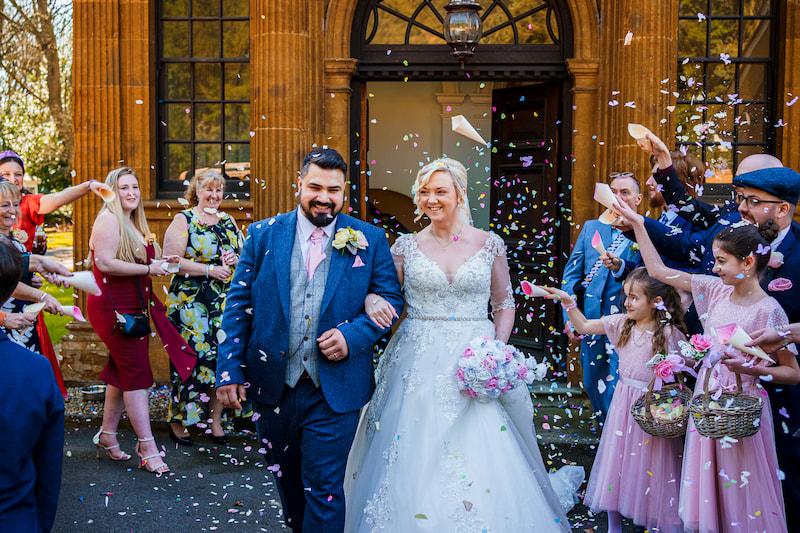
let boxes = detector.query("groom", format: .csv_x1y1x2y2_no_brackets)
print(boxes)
216,148,403,532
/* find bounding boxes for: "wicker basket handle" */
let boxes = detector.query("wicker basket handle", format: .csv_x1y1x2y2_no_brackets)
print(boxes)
701,360,744,402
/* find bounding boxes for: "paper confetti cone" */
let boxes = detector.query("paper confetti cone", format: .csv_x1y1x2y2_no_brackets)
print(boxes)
22,301,47,315
520,280,548,298
60,305,87,322
94,183,116,203
451,115,488,147
715,323,774,363
58,270,102,296
627,123,652,140
591,230,606,254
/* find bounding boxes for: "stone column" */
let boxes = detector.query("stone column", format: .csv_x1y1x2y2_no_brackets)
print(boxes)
250,0,311,218
567,59,602,224
597,0,678,181
565,58,601,387
778,0,800,172
63,0,125,381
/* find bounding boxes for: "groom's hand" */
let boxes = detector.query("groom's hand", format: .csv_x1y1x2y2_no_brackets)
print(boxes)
318,328,349,361
217,384,247,411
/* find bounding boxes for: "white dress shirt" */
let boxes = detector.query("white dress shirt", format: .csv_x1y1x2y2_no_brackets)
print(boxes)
771,225,791,251
296,207,337,264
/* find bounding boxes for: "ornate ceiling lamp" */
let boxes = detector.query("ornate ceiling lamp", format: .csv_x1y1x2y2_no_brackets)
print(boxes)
443,0,483,66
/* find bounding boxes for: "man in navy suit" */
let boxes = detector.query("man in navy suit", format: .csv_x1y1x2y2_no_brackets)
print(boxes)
0,236,64,532
640,132,800,525
561,172,642,420
216,149,404,533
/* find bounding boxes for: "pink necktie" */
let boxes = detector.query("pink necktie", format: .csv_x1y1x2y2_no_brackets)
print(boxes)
306,227,326,280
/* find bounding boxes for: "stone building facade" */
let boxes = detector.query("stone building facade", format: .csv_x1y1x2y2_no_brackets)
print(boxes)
63,0,800,382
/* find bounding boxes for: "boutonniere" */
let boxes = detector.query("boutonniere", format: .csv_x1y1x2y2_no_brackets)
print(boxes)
767,251,784,269
11,228,28,243
332,227,368,255
630,243,640,252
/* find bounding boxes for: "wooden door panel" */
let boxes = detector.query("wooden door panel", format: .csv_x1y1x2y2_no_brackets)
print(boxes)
491,83,563,362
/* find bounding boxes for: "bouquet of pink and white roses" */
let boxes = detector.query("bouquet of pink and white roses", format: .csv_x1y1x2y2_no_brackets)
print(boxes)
455,336,547,402
677,334,713,367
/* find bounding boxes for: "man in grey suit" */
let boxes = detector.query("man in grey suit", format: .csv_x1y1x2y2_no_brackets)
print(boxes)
217,149,404,532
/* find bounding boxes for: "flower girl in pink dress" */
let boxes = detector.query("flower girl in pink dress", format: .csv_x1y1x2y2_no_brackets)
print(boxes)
617,198,800,533
545,267,688,533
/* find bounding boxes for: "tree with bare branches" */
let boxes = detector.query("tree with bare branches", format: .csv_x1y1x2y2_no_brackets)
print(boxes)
0,0,72,193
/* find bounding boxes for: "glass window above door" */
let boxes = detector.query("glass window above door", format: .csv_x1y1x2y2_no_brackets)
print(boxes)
363,0,560,46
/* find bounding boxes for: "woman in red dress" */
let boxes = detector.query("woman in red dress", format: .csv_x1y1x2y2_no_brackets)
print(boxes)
87,167,195,476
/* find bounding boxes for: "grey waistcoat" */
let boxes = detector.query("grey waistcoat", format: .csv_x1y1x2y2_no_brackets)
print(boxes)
285,229,333,387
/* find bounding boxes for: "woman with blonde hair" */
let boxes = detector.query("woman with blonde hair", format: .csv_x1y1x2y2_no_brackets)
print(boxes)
87,167,195,475
345,157,583,531
163,169,245,445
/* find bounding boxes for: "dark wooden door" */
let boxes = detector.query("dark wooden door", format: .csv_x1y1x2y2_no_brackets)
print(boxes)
490,83,563,364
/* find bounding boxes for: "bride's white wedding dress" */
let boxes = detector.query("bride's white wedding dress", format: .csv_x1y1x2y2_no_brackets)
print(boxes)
345,232,583,533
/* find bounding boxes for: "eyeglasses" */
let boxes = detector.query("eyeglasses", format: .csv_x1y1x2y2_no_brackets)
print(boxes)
734,193,784,208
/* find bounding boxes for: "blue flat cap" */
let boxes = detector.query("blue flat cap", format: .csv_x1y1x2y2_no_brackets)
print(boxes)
733,167,800,204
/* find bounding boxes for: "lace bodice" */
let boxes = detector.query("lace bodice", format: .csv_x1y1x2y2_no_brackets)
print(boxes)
391,232,514,319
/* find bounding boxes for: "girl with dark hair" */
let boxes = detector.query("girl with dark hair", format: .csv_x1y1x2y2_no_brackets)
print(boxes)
545,268,688,533
615,199,800,533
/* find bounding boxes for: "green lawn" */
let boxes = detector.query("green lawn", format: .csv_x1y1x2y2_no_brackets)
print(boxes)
45,229,73,249
43,283,76,346
42,229,75,346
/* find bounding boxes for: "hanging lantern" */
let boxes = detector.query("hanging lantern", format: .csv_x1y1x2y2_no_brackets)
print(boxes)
443,0,483,66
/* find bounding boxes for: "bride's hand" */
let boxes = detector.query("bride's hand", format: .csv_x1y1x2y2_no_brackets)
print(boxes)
365,294,398,329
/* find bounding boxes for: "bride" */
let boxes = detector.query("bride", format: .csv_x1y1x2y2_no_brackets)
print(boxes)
344,158,583,532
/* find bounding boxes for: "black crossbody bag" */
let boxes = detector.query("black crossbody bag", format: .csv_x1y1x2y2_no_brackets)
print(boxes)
114,277,151,337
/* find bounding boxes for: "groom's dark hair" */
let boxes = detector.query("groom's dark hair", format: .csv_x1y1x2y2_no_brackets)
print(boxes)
299,148,347,178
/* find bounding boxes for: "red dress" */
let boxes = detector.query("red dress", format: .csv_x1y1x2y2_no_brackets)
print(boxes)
87,244,196,391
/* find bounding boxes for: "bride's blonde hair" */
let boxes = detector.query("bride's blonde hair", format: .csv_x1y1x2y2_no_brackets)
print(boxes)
411,157,472,225
96,167,158,263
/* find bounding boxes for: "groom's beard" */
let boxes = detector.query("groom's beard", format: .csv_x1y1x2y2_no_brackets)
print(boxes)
301,200,341,227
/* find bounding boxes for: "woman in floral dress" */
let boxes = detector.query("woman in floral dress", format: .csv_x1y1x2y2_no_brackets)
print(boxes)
163,170,245,445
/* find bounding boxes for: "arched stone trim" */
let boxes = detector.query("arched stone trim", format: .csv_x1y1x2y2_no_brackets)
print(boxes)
323,0,602,226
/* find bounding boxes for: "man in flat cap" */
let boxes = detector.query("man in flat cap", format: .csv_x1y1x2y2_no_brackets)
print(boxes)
629,132,800,526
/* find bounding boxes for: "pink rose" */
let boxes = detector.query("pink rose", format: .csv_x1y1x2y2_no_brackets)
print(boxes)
486,377,499,389
504,352,513,363
517,366,529,380
690,334,712,352
500,384,512,393
466,389,478,398
455,368,465,381
463,347,474,358
654,360,675,380
768,277,793,292
482,358,497,371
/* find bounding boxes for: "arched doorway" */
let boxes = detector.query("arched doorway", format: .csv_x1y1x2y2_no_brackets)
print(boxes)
348,0,576,367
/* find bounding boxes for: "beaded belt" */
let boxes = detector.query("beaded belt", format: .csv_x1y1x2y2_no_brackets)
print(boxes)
406,314,487,321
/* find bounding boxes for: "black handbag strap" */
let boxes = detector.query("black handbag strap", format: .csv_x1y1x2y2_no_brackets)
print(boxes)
134,274,149,315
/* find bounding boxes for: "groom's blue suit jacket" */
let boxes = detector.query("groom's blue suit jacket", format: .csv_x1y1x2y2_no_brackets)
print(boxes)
216,210,404,413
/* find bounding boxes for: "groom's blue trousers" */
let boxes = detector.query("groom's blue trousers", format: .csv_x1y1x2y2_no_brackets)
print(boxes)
255,379,360,533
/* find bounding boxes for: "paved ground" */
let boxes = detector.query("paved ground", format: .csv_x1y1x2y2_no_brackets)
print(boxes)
54,420,288,532
53,417,642,533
